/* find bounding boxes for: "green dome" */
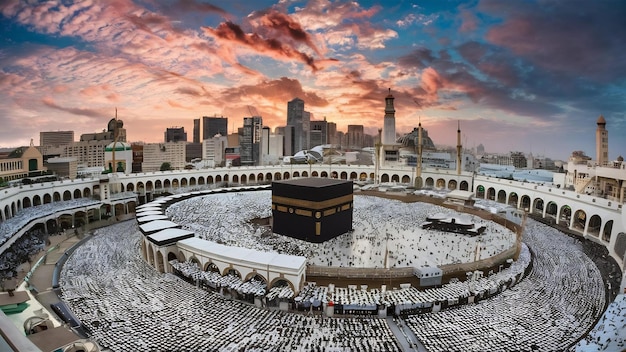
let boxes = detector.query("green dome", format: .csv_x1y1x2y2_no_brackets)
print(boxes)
105,142,132,152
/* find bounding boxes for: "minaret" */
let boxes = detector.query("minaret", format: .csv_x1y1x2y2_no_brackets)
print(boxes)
596,115,608,166
382,89,396,145
456,121,462,175
415,118,423,188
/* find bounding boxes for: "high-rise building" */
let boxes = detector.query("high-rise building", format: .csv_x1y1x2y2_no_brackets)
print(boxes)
310,120,328,148
327,122,337,146
347,125,364,150
596,115,608,166
202,116,228,140
141,142,186,172
202,134,228,166
193,118,200,143
241,116,263,166
164,127,188,142
40,131,74,147
286,98,309,154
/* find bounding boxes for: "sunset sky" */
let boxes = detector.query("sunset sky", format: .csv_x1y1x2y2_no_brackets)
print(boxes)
1,0,625,160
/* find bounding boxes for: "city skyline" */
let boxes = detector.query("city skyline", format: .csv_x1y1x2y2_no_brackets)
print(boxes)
1,0,625,160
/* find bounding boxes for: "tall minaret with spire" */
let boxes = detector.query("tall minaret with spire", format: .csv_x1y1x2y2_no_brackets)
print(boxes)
456,121,462,175
415,118,423,188
382,89,396,145
596,115,608,166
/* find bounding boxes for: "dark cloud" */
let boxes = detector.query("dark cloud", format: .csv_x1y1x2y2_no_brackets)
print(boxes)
203,21,320,71
249,9,322,56
223,77,329,107
480,0,626,83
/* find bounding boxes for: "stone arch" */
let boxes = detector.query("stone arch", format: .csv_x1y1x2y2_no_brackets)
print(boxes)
33,195,41,206
167,251,178,263
487,187,496,201
156,251,165,273
587,214,602,237
340,172,348,179
359,172,368,181
224,267,241,279
205,262,220,273
163,179,171,188
172,178,180,188
189,256,201,267
197,177,205,185
460,180,469,191
350,172,358,180
223,174,229,182
520,195,531,211
496,190,506,203
145,181,153,192
615,232,626,260
603,220,613,242
573,209,586,231
391,174,400,182
43,193,52,204
269,278,294,292
189,177,196,186
23,197,31,209
155,180,163,189
232,175,240,184
84,187,91,198
266,173,273,181
245,272,267,286
215,175,222,183
283,172,290,180
3,205,10,220
425,177,435,188
321,171,329,178
559,205,571,226
546,201,558,218
249,173,256,183
53,192,61,202
311,171,319,177
240,174,247,184
381,174,390,183
436,178,445,189
181,178,188,187
73,189,82,199
369,172,375,180
257,173,264,182
402,175,411,184
147,245,155,266
178,252,186,263
274,172,281,180
448,179,457,190
532,198,544,214
301,171,308,177
508,192,518,207
207,176,214,184
293,172,300,178
126,183,134,192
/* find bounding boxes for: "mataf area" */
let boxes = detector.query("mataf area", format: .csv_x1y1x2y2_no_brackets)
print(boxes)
57,191,610,351
166,191,516,269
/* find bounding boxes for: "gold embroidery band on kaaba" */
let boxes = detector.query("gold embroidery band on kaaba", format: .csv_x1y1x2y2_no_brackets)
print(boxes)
271,194,353,211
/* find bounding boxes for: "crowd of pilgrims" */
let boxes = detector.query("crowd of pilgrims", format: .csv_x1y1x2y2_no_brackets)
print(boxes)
52,190,620,351
166,191,517,269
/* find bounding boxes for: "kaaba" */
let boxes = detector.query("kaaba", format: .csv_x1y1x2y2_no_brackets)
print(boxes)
272,178,353,243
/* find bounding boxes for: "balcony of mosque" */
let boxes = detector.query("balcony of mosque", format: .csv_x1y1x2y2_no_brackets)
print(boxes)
474,175,622,212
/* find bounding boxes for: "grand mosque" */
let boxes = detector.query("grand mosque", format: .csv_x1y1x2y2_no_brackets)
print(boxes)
0,93,624,351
